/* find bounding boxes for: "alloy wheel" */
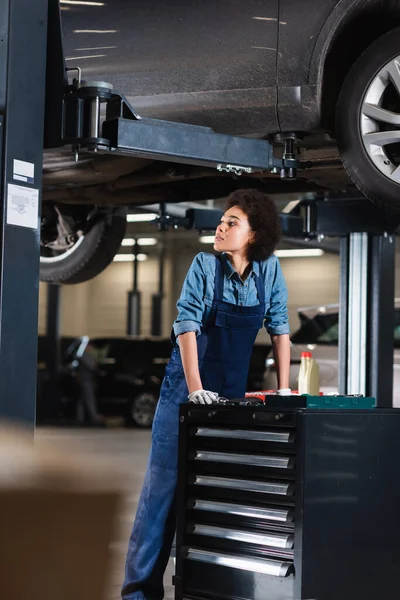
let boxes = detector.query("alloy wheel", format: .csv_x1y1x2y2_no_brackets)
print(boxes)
361,56,400,182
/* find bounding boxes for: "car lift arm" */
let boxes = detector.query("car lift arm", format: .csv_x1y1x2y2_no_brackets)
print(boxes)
61,77,308,179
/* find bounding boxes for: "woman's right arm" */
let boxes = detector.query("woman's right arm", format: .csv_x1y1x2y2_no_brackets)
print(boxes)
178,331,203,393
173,253,207,394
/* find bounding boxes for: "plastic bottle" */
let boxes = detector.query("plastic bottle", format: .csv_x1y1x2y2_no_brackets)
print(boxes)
298,352,320,396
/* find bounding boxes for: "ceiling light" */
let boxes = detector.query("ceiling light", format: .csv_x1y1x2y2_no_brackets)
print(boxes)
318,306,327,313
199,235,215,244
65,54,106,61
113,254,148,262
126,213,158,223
274,249,324,258
121,238,157,246
61,0,105,5
73,29,118,33
75,46,117,50
281,199,301,214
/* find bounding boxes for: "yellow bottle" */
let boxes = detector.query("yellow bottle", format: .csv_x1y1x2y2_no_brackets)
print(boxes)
298,352,320,396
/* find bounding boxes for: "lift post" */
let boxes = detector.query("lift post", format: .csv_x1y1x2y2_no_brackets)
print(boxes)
286,196,399,407
127,240,142,336
0,0,48,425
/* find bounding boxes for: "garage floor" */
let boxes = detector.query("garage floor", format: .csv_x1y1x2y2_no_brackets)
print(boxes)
36,428,174,600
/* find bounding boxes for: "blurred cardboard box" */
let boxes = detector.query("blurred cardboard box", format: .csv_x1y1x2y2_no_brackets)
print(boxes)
0,425,122,600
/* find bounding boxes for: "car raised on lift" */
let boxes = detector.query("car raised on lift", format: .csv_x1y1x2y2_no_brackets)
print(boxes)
40,0,400,285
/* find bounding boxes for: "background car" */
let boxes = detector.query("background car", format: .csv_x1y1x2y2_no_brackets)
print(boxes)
36,336,272,427
264,303,400,406
40,0,400,285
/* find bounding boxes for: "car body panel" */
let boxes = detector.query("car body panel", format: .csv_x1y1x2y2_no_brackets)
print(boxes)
60,0,400,137
61,0,280,135
90,337,170,411
276,0,341,130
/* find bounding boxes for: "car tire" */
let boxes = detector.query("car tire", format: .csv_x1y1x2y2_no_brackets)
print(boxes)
127,391,158,428
336,27,400,213
40,206,127,284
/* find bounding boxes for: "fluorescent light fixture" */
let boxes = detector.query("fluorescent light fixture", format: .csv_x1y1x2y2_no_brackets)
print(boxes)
73,29,118,33
75,46,117,50
281,199,301,214
126,213,158,223
199,237,324,257
199,235,215,244
113,253,148,262
274,249,324,258
121,238,157,246
65,54,106,61
61,0,105,5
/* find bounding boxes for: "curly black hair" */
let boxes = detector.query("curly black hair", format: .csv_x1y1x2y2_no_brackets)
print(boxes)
224,189,282,262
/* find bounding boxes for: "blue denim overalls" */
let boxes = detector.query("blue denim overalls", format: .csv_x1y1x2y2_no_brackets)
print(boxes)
122,256,266,600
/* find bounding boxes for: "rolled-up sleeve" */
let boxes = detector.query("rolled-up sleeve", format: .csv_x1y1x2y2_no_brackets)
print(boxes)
173,253,206,338
264,257,290,335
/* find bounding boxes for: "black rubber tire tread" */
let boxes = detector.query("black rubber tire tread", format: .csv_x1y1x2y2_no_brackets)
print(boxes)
336,27,400,214
40,206,127,284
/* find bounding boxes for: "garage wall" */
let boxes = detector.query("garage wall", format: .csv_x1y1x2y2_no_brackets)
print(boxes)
38,253,173,338
167,239,341,339
38,240,340,340
37,238,400,341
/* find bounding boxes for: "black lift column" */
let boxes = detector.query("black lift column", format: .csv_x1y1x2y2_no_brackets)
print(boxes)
0,0,48,425
298,196,398,408
339,231,396,407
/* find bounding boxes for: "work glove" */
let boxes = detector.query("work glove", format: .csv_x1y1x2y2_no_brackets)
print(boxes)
277,388,292,396
188,390,219,404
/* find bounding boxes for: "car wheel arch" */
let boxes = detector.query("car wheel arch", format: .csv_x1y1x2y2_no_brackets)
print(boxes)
307,0,400,132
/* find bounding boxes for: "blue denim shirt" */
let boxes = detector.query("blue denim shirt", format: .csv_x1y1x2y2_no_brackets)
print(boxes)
173,252,290,339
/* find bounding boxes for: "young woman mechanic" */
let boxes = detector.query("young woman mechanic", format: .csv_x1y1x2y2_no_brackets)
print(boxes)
122,188,291,600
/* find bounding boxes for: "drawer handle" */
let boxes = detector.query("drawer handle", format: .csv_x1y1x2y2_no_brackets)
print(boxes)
195,428,293,443
194,451,294,469
194,475,293,496
192,524,294,549
193,499,293,523
187,548,293,577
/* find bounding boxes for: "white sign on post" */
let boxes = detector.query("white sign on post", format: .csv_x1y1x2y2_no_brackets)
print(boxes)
6,183,39,229
13,159,35,184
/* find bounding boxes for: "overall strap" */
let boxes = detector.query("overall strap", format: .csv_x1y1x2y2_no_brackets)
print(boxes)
213,256,225,302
